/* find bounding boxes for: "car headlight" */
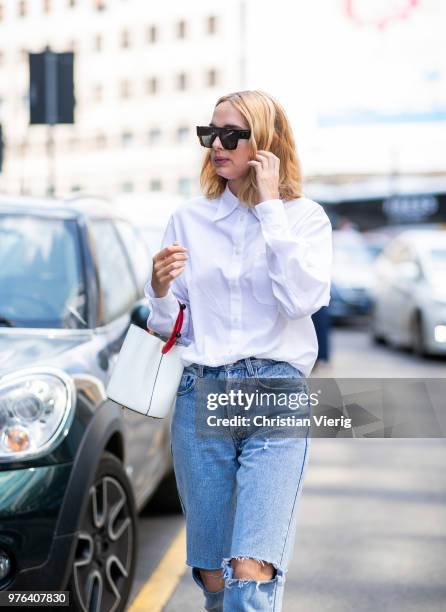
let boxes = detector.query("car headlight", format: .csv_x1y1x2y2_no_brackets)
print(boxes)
0,367,75,462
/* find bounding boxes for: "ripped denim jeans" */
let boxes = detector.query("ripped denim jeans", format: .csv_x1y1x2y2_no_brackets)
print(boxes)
171,356,311,611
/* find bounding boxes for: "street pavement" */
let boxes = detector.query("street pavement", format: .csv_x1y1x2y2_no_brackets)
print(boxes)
129,325,446,611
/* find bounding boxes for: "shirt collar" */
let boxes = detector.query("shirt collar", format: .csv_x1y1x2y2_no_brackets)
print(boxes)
212,183,259,221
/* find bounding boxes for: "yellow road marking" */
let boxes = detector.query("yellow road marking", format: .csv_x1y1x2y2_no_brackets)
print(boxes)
128,526,187,612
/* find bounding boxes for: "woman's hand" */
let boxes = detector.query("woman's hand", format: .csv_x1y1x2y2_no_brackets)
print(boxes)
151,241,188,298
247,150,280,204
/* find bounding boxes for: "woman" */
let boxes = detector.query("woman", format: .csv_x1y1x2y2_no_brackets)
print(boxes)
144,90,332,611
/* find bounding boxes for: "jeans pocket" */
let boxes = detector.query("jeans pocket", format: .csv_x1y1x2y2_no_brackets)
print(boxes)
176,369,198,396
254,361,305,391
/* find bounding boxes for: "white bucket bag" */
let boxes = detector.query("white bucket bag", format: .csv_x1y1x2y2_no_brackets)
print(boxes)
106,301,186,418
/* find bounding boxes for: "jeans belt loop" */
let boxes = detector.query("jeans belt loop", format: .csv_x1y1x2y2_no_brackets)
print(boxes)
197,364,204,378
244,357,255,377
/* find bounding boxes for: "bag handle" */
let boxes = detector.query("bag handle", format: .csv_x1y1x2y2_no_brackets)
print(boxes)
161,301,187,354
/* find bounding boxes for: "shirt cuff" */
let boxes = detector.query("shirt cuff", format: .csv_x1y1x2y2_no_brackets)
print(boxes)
144,282,179,312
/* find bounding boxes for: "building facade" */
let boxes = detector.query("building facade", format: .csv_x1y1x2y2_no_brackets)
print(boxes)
0,0,245,198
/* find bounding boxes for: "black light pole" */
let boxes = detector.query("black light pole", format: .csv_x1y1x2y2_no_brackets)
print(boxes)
44,47,58,196
29,47,75,197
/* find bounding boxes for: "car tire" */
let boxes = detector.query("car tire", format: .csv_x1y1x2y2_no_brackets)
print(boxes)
369,307,386,345
67,451,138,612
371,329,386,345
411,312,429,358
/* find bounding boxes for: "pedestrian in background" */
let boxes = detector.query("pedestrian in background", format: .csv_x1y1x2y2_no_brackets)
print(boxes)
145,90,332,611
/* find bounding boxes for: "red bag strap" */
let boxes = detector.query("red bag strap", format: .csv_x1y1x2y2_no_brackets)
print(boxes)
161,301,187,354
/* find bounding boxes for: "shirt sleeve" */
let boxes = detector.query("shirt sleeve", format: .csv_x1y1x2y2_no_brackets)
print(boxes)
143,215,191,344
254,199,332,319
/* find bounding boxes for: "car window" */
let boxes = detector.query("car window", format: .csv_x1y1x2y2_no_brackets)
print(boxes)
114,220,152,295
89,220,138,323
0,214,86,329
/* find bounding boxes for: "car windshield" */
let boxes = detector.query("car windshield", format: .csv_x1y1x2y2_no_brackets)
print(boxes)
0,214,87,329
429,248,446,272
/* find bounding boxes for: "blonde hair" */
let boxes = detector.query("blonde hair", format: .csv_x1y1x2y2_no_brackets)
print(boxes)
199,90,303,206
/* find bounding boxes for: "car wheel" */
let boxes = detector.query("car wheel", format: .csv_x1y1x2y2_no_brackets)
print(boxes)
68,452,138,612
371,329,386,345
369,307,386,345
411,313,428,358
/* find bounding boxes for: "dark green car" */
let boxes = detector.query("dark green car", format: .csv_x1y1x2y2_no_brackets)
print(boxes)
0,195,181,611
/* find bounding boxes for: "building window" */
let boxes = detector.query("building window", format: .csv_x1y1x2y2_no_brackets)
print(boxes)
121,29,130,48
95,0,106,11
120,80,131,98
18,1,27,17
176,20,187,39
71,184,82,192
93,84,103,102
148,128,161,145
206,69,218,88
43,0,51,14
94,34,102,52
149,179,162,192
177,126,189,143
146,77,158,95
121,181,134,193
147,25,158,44
69,0,76,7
176,72,187,91
207,15,217,34
121,131,134,147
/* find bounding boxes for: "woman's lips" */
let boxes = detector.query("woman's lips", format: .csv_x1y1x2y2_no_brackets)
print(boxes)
214,157,230,165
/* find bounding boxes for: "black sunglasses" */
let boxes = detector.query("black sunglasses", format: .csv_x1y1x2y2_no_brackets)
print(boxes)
196,126,251,150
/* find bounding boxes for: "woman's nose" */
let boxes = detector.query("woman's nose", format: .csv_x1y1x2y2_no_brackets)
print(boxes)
212,135,223,149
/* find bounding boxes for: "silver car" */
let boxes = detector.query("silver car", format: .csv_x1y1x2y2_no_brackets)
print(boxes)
370,228,446,356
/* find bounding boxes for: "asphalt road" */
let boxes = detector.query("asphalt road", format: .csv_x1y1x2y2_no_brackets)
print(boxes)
128,325,446,611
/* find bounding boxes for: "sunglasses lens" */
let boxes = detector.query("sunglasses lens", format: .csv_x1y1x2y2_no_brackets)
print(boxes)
200,134,214,147
220,133,237,150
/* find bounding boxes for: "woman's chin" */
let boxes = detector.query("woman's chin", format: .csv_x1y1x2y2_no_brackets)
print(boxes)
215,169,232,180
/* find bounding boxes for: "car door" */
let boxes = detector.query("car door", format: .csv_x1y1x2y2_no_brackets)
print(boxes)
374,245,398,337
88,218,161,500
387,242,418,344
112,219,171,500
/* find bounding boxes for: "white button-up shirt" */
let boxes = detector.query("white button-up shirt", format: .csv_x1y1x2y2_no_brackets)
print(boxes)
144,184,332,377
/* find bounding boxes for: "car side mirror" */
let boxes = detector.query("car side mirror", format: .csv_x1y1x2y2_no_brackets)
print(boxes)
131,303,150,330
